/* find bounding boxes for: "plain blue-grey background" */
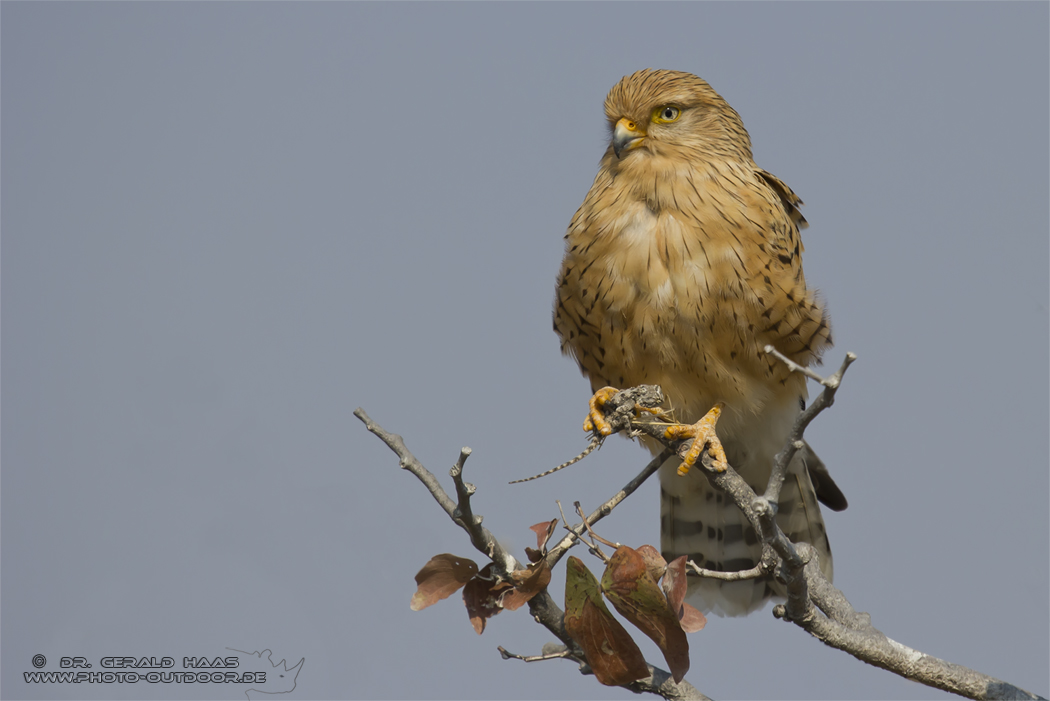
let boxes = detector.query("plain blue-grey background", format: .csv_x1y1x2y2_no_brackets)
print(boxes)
2,2,1047,699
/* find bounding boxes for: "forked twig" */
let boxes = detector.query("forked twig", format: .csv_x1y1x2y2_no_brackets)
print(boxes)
762,347,857,505
355,354,1043,701
356,409,705,700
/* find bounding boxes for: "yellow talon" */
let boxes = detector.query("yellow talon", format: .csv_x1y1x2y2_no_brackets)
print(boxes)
664,402,728,474
583,386,620,436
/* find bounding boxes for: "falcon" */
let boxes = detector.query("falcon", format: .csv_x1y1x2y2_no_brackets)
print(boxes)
553,69,847,616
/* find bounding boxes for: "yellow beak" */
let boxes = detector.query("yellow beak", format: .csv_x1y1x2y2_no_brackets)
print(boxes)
612,117,646,158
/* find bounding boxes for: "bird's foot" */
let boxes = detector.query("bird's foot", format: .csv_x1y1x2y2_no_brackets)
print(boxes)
664,402,728,475
583,387,620,436
583,386,664,436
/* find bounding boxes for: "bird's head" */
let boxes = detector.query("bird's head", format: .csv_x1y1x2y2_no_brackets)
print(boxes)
603,69,753,162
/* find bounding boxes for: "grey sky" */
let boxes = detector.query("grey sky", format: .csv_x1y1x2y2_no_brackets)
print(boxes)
2,2,1047,700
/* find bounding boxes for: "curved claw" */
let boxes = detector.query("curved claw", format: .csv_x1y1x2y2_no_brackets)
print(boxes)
664,402,728,474
583,386,620,436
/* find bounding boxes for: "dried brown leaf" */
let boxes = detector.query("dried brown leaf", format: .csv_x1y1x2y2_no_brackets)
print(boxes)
636,544,667,582
602,546,689,683
662,556,706,633
679,602,707,634
410,553,479,612
661,556,688,615
502,560,552,611
529,519,559,551
564,556,649,686
462,563,512,634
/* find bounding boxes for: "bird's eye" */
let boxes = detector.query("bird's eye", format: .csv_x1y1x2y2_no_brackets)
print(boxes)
653,106,681,124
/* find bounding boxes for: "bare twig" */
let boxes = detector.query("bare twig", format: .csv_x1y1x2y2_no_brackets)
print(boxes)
763,348,856,504
545,449,671,568
762,344,845,387
355,408,705,700
553,499,602,560
498,645,573,663
687,561,766,581
449,448,484,533
574,501,619,559
353,409,517,574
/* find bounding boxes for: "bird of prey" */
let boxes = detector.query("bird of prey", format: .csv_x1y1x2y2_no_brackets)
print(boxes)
553,69,847,616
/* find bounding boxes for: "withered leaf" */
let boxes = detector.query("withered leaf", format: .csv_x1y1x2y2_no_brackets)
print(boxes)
564,556,650,686
636,544,668,582
462,563,512,634
529,519,559,551
678,602,707,634
500,590,528,612
661,556,688,616
601,546,689,683
662,556,706,633
502,560,552,611
410,553,479,611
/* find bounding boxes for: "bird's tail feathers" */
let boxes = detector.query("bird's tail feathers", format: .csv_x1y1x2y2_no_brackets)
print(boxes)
659,452,832,617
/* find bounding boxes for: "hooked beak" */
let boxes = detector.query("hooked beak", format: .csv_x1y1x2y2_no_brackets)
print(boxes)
612,117,646,158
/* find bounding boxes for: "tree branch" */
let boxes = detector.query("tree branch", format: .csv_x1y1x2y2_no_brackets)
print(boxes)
545,448,670,569
687,561,766,581
620,354,1043,701
354,349,1044,700
762,347,855,505
354,407,708,700
354,409,517,574
773,544,1042,700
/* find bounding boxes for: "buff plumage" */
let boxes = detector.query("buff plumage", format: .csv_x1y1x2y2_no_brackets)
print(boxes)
554,69,845,616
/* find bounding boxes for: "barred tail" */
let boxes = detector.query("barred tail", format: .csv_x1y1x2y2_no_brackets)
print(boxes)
659,450,832,616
